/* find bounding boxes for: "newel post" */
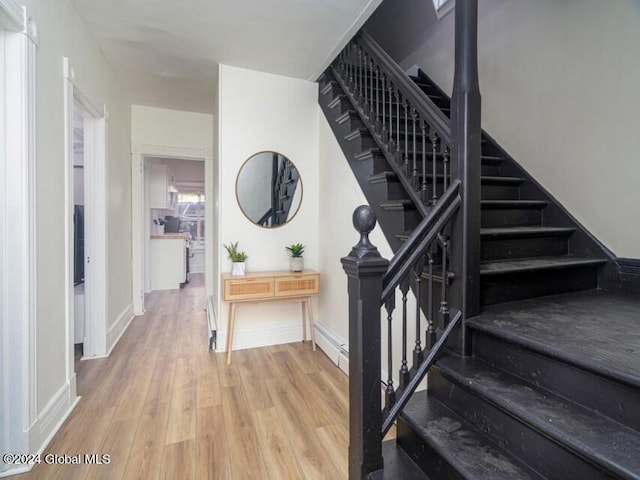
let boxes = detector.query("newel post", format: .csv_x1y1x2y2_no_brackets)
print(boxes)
342,206,389,480
450,0,482,353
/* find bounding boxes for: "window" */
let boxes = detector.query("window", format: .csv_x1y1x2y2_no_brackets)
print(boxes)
177,192,205,244
432,0,454,19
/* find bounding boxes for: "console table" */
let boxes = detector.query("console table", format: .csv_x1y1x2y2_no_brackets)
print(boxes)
222,269,320,364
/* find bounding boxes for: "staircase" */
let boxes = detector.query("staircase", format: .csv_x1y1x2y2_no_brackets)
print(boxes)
320,20,640,480
320,67,609,308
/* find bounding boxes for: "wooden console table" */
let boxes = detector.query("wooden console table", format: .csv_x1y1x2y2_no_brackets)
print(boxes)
222,269,320,364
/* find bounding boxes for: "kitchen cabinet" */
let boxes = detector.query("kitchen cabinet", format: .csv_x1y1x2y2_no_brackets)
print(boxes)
149,164,178,210
150,235,186,290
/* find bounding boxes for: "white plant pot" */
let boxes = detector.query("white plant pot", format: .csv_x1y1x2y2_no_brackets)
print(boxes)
290,257,304,272
231,262,246,276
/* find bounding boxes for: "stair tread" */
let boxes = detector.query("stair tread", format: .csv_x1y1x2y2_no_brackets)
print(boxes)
482,199,548,209
469,290,640,390
480,255,606,275
481,226,576,238
481,175,524,184
327,94,347,108
437,354,640,480
354,147,383,160
402,391,544,480
336,109,358,123
369,171,397,183
380,199,416,209
369,172,522,184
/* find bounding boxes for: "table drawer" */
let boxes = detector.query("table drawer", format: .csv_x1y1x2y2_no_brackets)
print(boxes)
224,277,274,301
274,274,320,297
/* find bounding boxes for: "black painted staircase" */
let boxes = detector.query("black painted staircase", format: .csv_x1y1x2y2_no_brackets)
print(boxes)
319,65,640,479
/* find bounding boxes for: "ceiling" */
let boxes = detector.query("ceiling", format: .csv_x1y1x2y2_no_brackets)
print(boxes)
71,0,381,113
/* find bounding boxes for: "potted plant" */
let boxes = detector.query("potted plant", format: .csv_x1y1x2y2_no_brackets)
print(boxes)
285,243,305,272
224,242,248,276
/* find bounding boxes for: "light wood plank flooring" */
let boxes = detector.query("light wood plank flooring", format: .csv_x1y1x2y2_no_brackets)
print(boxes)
15,274,351,479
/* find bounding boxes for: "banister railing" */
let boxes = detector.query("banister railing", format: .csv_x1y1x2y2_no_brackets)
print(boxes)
340,2,481,479
331,31,453,217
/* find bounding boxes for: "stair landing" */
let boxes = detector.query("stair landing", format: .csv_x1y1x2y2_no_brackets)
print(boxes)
469,290,640,388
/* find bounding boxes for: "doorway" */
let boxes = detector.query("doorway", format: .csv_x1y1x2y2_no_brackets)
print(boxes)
72,102,87,359
142,156,206,294
132,145,213,316
63,58,108,370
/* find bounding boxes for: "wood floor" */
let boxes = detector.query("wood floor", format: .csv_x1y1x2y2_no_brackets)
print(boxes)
16,274,351,479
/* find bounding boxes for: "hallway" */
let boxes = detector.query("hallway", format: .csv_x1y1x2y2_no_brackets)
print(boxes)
16,274,350,479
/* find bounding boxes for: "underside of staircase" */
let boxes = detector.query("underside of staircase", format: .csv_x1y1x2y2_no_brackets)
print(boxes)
319,61,640,479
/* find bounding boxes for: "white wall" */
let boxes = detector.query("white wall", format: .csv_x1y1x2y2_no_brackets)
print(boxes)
132,105,214,151
217,64,319,350
11,0,131,459
318,113,420,384
368,0,640,258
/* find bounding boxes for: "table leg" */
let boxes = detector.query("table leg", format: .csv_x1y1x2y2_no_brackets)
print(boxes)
226,302,236,365
301,300,307,342
306,296,316,351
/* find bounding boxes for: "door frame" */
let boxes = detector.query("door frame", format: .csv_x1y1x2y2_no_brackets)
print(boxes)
63,57,108,362
131,144,212,314
0,2,38,474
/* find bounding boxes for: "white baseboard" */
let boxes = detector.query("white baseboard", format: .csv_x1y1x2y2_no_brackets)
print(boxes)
4,382,82,477
216,319,307,353
106,304,135,355
314,322,349,376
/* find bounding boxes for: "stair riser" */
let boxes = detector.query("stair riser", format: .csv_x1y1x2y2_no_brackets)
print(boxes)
320,82,342,98
481,265,599,305
346,132,378,152
374,179,520,203
357,155,393,176
396,417,468,480
335,113,363,135
481,208,542,228
380,207,421,233
371,99,450,114
327,96,353,116
371,178,409,201
481,236,569,261
428,368,618,480
482,183,520,201
472,331,640,430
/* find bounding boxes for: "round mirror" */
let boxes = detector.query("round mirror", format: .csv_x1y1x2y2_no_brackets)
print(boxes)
236,151,303,228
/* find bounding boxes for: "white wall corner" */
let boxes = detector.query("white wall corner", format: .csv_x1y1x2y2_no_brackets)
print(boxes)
307,0,384,81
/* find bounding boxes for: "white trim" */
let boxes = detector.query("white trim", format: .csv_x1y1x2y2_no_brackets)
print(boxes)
0,0,24,32
105,304,135,354
314,322,350,376
216,319,309,353
0,383,80,478
0,18,38,474
131,142,212,160
63,57,109,374
307,0,384,81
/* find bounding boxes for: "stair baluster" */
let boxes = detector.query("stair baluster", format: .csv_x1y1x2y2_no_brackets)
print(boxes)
399,276,410,389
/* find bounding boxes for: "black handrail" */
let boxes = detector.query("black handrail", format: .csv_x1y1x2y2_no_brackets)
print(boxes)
381,180,460,301
357,31,451,145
